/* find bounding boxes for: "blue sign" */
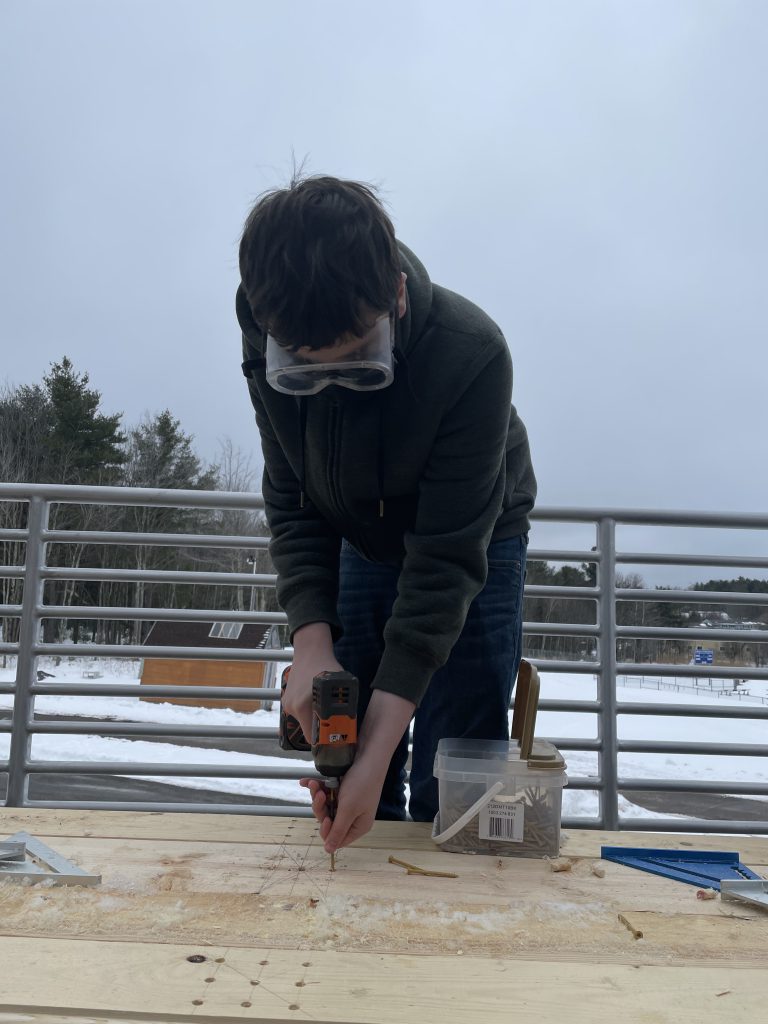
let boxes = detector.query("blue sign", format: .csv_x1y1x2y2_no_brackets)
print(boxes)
694,648,714,665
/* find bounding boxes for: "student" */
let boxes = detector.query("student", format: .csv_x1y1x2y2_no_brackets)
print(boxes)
237,175,536,855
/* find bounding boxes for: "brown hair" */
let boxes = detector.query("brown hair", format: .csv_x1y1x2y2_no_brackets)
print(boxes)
239,175,401,350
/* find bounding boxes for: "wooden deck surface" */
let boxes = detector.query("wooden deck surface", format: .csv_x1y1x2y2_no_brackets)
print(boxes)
1,808,767,1023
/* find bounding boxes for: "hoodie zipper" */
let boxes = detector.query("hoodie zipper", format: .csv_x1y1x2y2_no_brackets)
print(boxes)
326,402,345,518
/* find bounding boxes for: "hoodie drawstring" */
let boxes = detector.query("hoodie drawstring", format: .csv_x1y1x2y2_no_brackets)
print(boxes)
299,396,307,510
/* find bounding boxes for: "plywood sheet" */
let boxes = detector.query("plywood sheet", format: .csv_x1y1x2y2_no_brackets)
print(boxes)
1,936,767,1024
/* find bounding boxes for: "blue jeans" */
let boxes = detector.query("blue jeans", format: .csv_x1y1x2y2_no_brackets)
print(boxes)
333,534,527,822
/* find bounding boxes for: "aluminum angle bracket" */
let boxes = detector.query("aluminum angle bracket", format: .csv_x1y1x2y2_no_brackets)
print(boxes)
721,879,768,912
0,831,101,886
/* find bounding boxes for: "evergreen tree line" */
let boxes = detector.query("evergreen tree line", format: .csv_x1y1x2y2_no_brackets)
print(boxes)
0,358,275,646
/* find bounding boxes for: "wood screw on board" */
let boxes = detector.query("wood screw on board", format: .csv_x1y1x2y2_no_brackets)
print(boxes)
388,855,458,878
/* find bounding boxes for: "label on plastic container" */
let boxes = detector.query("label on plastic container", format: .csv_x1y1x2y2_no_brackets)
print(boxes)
478,797,524,842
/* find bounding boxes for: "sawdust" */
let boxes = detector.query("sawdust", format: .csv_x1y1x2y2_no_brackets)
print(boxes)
2,854,765,962
0,869,621,957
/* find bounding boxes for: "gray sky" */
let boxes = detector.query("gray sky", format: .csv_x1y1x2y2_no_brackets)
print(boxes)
1,0,766,581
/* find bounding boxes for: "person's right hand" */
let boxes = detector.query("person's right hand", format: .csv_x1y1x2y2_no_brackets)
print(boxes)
283,622,343,742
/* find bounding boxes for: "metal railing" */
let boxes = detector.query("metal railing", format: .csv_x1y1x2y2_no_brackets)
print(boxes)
1,482,767,833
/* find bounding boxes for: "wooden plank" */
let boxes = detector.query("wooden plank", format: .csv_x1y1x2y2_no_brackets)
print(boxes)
2,833,766,964
4,809,768,863
0,809,436,850
1,936,767,1023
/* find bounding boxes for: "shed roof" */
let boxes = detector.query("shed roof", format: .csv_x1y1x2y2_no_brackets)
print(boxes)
143,620,280,651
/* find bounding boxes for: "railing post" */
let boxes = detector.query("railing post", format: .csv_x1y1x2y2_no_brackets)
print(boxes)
7,497,49,806
597,516,619,829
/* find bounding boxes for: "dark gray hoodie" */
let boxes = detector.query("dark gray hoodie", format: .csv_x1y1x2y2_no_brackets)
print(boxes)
238,242,536,706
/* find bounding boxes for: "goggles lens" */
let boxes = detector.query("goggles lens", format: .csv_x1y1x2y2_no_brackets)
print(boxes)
266,315,394,396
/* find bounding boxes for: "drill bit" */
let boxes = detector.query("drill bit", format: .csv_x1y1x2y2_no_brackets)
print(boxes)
326,781,338,872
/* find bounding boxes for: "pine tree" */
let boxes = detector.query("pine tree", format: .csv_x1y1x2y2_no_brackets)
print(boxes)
121,411,218,642
42,357,126,483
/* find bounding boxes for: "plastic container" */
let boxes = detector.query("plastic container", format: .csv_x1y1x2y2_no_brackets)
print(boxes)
432,737,567,858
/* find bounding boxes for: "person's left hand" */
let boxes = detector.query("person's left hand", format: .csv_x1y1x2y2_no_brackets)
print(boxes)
300,755,386,852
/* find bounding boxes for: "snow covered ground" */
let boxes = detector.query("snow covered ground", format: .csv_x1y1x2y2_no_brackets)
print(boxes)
1,657,766,820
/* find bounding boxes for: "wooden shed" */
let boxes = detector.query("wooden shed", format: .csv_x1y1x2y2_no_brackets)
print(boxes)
139,620,281,712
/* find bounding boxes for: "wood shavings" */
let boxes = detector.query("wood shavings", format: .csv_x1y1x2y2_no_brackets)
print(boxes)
591,864,606,878
716,991,732,997
617,913,643,940
387,856,458,879
696,888,717,900
546,857,573,873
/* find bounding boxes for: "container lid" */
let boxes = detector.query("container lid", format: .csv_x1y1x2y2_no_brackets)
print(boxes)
434,737,566,776
524,739,566,771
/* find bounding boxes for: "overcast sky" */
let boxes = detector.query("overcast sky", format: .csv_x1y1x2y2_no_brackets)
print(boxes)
1,0,766,579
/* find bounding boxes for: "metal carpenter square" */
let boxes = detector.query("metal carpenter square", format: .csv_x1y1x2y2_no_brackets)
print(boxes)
0,832,101,886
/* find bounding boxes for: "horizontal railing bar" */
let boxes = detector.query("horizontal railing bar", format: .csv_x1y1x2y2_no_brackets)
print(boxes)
0,644,19,655
557,776,603,790
618,551,768,569
616,588,768,606
617,817,768,834
617,625,768,642
618,739,768,756
617,777,768,796
524,586,598,600
0,482,267,511
5,487,768,528
0,605,22,616
523,623,599,637
0,529,27,542
32,643,292,661
561,816,603,829
27,721,279,738
618,662,768,680
39,605,288,624
31,683,284,700
0,567,24,580
24,761,313,778
527,549,602,563
532,507,768,528
537,700,601,713
528,548,768,573
617,701,768,720
42,567,278,586
18,800,314,816
43,529,271,549
529,659,602,674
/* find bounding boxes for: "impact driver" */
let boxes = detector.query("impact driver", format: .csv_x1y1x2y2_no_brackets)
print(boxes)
279,667,359,869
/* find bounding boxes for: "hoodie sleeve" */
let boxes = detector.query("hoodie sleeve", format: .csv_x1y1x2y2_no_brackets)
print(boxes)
371,338,513,706
237,288,343,641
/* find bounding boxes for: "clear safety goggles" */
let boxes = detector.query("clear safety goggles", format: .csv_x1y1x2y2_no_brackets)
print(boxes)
265,314,395,395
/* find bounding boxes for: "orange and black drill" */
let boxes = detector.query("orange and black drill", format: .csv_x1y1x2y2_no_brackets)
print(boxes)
279,667,359,869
